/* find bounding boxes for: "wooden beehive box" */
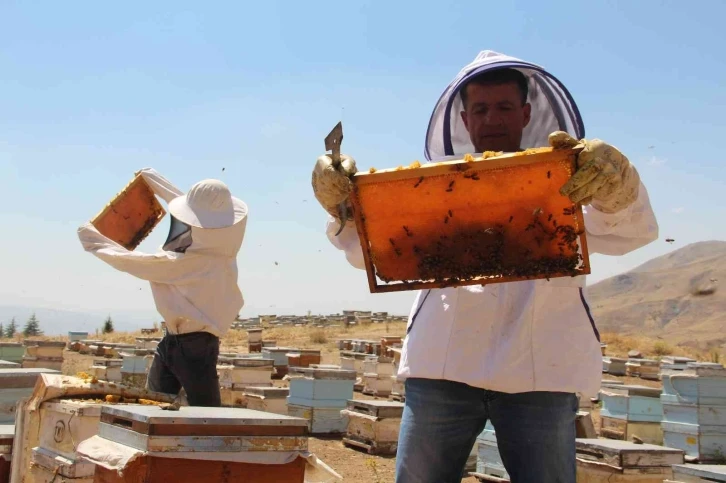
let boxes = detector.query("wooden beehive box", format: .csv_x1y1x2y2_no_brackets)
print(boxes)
97,405,308,453
0,424,13,483
575,439,684,483
349,147,590,293
30,446,95,483
341,400,404,455
243,387,289,415
670,464,726,482
38,399,105,460
90,173,166,251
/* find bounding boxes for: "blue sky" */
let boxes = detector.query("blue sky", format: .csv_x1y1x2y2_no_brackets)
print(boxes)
1,0,724,324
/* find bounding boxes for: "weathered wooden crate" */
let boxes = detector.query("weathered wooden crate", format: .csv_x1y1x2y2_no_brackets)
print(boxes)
287,404,348,435
670,464,726,482
362,374,393,397
600,385,663,423
97,405,309,453
22,340,66,359
89,359,123,382
604,357,628,376
38,399,105,460
90,172,166,250
341,400,404,455
600,415,664,445
349,147,589,293
29,446,95,483
243,387,289,415
0,344,23,364
246,329,263,344
575,438,684,483
220,386,249,408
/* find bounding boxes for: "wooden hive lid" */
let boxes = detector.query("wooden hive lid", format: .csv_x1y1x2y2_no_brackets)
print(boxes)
0,424,14,440
231,358,274,368
349,147,590,293
93,359,124,367
90,173,166,251
576,438,683,469
601,385,661,398
345,399,405,418
288,367,357,380
100,405,308,433
243,387,289,398
22,339,66,348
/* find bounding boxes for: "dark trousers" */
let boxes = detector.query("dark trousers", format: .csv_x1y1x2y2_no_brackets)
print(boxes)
146,331,221,407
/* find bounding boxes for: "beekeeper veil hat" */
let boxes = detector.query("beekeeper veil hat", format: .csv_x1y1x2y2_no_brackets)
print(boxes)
168,179,247,229
425,50,585,161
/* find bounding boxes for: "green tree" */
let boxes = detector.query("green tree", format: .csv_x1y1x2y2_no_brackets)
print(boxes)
102,316,114,334
5,318,18,338
22,313,42,337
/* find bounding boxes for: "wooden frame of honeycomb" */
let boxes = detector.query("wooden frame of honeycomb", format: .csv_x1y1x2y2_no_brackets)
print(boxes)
91,174,166,251
348,147,591,293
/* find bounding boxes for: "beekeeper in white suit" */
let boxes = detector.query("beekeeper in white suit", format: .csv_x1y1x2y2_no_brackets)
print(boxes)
78,168,248,407
312,51,658,483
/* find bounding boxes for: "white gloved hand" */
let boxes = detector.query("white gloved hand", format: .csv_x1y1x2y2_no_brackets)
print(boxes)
311,154,358,219
549,131,640,214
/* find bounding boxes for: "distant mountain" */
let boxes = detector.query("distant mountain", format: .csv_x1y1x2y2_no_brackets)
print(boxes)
0,305,159,336
588,241,726,348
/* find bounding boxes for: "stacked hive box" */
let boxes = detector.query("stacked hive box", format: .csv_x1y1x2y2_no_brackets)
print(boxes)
603,357,627,376
30,399,104,483
244,387,289,415
21,340,65,371
247,328,263,353
362,357,394,397
78,406,314,483
287,367,356,434
135,336,161,350
661,363,726,462
662,356,698,372
0,362,18,369
0,368,60,424
262,347,296,379
88,359,123,383
219,358,274,407
575,439,684,482
341,400,404,455
600,385,664,445
389,348,405,401
625,358,660,380
287,349,321,369
120,349,154,389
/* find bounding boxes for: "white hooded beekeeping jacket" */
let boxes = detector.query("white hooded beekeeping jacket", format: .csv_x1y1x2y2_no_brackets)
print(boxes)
326,51,659,398
77,168,247,338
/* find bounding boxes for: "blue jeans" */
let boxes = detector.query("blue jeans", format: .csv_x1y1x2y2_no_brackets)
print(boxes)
395,378,578,483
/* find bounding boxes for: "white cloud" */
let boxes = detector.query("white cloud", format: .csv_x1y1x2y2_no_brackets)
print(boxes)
672,207,685,214
647,156,667,166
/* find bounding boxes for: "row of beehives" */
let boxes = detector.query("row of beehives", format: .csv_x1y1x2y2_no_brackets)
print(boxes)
596,362,726,466
471,421,726,483
67,336,162,355
1,369,348,483
603,355,701,381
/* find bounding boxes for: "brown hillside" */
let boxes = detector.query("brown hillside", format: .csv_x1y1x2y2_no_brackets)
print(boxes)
588,241,726,349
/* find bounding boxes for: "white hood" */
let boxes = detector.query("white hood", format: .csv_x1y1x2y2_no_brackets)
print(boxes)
424,50,585,161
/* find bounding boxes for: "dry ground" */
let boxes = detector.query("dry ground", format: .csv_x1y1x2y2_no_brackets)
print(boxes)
51,323,691,483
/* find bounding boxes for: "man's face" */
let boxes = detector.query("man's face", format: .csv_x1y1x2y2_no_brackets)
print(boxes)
460,82,532,153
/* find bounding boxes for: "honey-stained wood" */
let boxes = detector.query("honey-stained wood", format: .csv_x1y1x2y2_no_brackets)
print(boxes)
349,147,590,293
91,173,166,251
93,455,306,483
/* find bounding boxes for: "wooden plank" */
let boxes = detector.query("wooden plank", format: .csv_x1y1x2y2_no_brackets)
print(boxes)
576,411,597,438
348,147,590,293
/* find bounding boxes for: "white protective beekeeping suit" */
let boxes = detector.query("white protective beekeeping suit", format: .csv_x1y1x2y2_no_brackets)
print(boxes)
77,168,248,337
325,50,659,398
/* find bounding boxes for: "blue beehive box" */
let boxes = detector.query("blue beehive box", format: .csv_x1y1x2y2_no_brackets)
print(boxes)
661,363,726,462
287,367,356,408
600,385,663,422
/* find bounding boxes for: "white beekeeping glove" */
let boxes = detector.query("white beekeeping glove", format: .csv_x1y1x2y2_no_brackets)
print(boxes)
549,131,640,214
311,154,358,221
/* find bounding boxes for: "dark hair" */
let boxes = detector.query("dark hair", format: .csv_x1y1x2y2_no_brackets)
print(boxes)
460,68,529,108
